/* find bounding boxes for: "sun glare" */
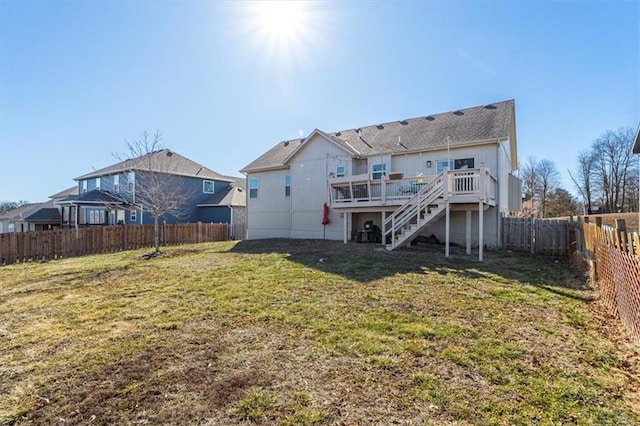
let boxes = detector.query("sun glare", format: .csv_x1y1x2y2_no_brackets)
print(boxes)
239,0,319,68
255,1,307,44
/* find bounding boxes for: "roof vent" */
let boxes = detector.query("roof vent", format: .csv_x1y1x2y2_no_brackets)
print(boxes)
237,187,243,192
425,116,435,121
399,120,408,125
300,138,306,144
376,124,384,130
166,151,173,156
283,141,289,147
335,131,342,136
453,110,464,116
484,104,497,110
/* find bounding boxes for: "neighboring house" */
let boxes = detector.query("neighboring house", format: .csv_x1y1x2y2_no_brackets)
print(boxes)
56,149,245,228
0,187,78,233
241,99,521,259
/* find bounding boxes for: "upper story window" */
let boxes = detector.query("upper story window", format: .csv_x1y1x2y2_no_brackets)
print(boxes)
454,158,475,170
336,166,345,178
114,175,120,193
130,209,137,222
81,180,87,193
437,158,475,174
285,174,291,197
203,180,215,194
95,177,101,190
437,160,453,174
371,163,387,180
249,177,259,199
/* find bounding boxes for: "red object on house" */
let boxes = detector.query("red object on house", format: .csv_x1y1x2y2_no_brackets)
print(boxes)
322,202,330,225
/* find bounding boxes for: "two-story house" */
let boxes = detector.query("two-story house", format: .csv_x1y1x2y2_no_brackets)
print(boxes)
57,149,245,229
241,100,521,260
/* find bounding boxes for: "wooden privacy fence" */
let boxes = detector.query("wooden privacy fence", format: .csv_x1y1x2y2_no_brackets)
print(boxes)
575,220,640,342
0,222,241,265
501,217,570,256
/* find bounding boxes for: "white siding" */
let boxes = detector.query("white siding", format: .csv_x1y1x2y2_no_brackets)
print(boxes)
289,135,351,240
390,144,499,178
422,208,499,249
246,169,292,239
246,133,352,241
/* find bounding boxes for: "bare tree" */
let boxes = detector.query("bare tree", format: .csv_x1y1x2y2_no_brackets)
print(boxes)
118,131,193,253
590,128,636,212
568,150,596,214
520,156,539,201
518,157,560,217
537,159,561,218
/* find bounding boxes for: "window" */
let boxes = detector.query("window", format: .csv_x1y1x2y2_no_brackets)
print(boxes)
81,180,87,193
454,158,475,170
336,166,345,178
114,175,120,193
203,180,215,194
437,158,475,174
130,210,137,222
285,174,291,197
127,182,134,192
249,177,259,199
436,161,454,174
371,164,387,180
95,177,101,190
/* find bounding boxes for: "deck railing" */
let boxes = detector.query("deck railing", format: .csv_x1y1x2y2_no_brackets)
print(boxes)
329,167,497,206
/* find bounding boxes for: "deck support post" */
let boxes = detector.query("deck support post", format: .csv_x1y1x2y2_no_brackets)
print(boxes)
381,211,386,246
343,212,348,244
466,210,472,255
445,202,450,258
479,202,484,261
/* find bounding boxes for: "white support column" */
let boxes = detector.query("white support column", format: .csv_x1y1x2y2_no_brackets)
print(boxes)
444,167,450,258
445,201,450,257
479,202,484,261
381,211,386,246
343,212,348,244
466,210,472,255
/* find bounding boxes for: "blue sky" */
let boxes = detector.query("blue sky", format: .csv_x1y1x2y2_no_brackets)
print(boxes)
1,1,638,202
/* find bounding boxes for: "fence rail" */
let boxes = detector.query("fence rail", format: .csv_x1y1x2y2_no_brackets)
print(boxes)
0,222,243,266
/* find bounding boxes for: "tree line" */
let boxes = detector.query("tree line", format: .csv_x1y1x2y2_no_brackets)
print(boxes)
520,126,638,218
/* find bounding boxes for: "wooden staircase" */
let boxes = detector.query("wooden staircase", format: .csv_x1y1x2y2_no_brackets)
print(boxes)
383,172,446,250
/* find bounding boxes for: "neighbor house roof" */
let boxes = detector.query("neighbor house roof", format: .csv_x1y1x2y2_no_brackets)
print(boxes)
76,149,233,182
633,123,640,154
57,190,128,205
0,202,48,221
49,186,78,200
198,178,246,207
25,208,61,223
241,99,516,173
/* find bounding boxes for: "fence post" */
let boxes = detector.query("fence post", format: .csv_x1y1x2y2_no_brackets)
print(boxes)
615,219,627,253
122,222,128,251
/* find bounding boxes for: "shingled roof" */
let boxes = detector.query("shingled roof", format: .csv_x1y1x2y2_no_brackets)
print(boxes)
198,178,246,207
76,149,232,182
241,100,516,173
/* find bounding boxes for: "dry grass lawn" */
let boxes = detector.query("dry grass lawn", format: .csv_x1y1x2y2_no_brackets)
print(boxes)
1,239,639,425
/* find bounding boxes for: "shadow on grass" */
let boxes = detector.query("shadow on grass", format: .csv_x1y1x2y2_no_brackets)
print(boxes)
228,239,591,299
